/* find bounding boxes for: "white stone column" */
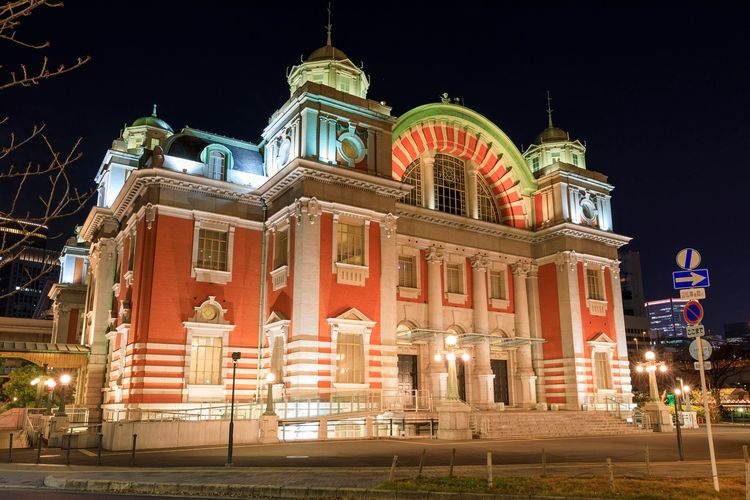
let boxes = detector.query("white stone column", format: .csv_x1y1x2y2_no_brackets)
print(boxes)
470,254,494,408
426,245,447,401
608,260,632,402
555,252,584,409
379,214,399,396
526,264,545,405
81,235,117,421
467,165,479,220
422,154,436,210
289,199,322,395
511,261,537,408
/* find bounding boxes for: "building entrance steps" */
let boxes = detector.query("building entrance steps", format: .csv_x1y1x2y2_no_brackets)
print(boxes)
470,410,651,439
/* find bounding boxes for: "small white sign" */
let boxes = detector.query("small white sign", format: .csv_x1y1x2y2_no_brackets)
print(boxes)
686,325,705,338
695,361,712,370
680,288,706,300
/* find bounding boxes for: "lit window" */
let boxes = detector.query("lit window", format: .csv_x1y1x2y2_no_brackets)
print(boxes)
489,271,507,299
594,351,613,390
587,268,604,301
198,229,227,271
336,332,364,384
402,159,422,207
274,228,288,269
551,152,560,163
571,153,579,166
337,223,364,265
477,176,499,223
446,263,462,293
338,78,350,93
532,156,540,170
434,154,465,216
398,256,417,288
189,336,222,385
208,150,226,180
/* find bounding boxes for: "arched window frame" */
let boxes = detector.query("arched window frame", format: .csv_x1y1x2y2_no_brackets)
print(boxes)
200,144,234,181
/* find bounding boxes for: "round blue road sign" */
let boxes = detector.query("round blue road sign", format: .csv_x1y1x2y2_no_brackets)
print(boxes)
676,248,701,270
683,300,704,325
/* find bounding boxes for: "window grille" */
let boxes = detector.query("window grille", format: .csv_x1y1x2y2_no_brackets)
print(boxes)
587,268,604,300
446,263,462,293
489,270,507,299
434,154,465,216
398,256,417,288
594,351,613,390
336,332,364,384
189,336,222,385
477,176,499,223
337,223,364,265
402,159,422,206
208,150,226,180
198,229,228,271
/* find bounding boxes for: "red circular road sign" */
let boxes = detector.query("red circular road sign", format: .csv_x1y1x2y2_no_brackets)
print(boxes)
683,300,704,325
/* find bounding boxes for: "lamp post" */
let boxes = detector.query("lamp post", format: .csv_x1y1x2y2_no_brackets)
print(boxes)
635,350,667,402
263,373,276,416
226,351,240,467
44,378,56,415
674,387,684,460
433,334,470,401
57,374,71,416
30,377,43,409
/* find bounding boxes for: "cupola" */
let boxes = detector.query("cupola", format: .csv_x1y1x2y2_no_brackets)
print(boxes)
523,94,586,173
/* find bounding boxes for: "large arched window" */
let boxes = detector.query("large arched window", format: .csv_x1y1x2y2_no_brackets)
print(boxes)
434,154,465,216
477,178,499,223
402,159,422,207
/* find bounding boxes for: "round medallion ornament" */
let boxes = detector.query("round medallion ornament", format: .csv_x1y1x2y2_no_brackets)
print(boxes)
200,304,218,321
579,196,598,224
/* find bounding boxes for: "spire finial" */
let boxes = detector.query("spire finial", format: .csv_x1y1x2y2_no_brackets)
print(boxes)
325,2,332,46
152,104,158,117
546,91,553,128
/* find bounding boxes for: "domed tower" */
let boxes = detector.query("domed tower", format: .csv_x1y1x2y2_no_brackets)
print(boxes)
285,15,369,99
523,94,586,172
525,94,613,232
120,104,174,153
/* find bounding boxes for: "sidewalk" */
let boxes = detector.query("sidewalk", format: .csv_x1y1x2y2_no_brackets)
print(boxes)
1,459,747,499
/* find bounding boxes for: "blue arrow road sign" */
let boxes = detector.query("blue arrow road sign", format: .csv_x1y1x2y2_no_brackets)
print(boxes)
672,269,710,289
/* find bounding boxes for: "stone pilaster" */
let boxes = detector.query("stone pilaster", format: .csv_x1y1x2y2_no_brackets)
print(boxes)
511,261,537,408
426,245,447,401
470,254,494,407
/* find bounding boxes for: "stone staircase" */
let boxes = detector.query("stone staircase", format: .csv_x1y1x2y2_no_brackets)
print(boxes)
471,410,650,439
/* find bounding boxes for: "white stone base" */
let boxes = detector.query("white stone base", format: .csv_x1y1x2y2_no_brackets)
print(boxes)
259,415,279,443
436,401,472,440
644,401,674,433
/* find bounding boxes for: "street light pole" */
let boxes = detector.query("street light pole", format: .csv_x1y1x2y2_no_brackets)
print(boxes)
57,374,71,416
264,373,276,416
45,379,56,415
226,351,241,467
674,388,684,461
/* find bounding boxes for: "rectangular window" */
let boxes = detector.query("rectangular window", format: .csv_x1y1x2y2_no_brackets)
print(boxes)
446,263,462,293
489,270,507,299
274,228,288,268
532,156,540,170
338,78,350,93
127,233,136,271
594,351,613,390
189,336,222,385
337,223,364,265
336,332,364,384
587,268,604,300
208,151,226,180
198,229,228,271
551,152,560,163
571,153,579,166
398,256,417,288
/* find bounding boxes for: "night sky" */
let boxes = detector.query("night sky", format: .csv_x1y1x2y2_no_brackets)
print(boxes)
6,3,749,334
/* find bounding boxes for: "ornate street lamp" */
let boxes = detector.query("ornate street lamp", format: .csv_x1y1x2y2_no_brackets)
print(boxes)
635,350,667,402
30,377,43,409
433,334,470,401
226,351,241,467
44,378,56,415
57,374,72,416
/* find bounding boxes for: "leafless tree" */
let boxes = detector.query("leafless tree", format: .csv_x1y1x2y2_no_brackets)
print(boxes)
1,0,92,300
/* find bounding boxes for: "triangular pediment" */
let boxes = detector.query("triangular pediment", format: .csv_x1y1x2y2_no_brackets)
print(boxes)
589,332,615,344
265,311,289,324
334,307,371,322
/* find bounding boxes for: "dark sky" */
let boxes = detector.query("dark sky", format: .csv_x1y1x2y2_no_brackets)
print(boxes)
6,2,749,334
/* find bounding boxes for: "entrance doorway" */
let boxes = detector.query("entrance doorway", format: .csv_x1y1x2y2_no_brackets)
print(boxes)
397,354,418,408
491,359,509,404
457,358,467,402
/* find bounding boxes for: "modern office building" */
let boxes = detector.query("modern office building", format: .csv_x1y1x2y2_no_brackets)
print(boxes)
645,298,689,349
618,250,650,359
725,322,750,351
0,218,60,318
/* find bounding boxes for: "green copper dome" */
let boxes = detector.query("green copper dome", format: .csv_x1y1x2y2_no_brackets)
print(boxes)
132,104,173,133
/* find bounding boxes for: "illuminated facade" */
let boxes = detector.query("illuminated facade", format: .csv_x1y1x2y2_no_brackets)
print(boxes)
76,37,633,425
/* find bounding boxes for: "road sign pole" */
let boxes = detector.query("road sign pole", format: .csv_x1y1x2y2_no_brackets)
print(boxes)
697,335,719,492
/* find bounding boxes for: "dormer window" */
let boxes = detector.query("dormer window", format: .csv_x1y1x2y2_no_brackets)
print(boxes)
200,145,234,181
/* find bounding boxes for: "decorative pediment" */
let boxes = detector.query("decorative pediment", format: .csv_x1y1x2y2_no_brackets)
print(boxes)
264,311,291,340
333,307,371,322
189,296,229,324
587,332,616,351
327,308,376,338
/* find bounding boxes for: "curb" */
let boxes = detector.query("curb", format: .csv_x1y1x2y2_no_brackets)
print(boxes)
43,476,574,499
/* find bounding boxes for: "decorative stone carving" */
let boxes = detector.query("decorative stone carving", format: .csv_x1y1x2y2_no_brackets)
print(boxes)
382,213,397,239
426,245,443,264
511,260,532,277
470,254,488,271
145,203,155,230
294,197,322,225
555,251,578,272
